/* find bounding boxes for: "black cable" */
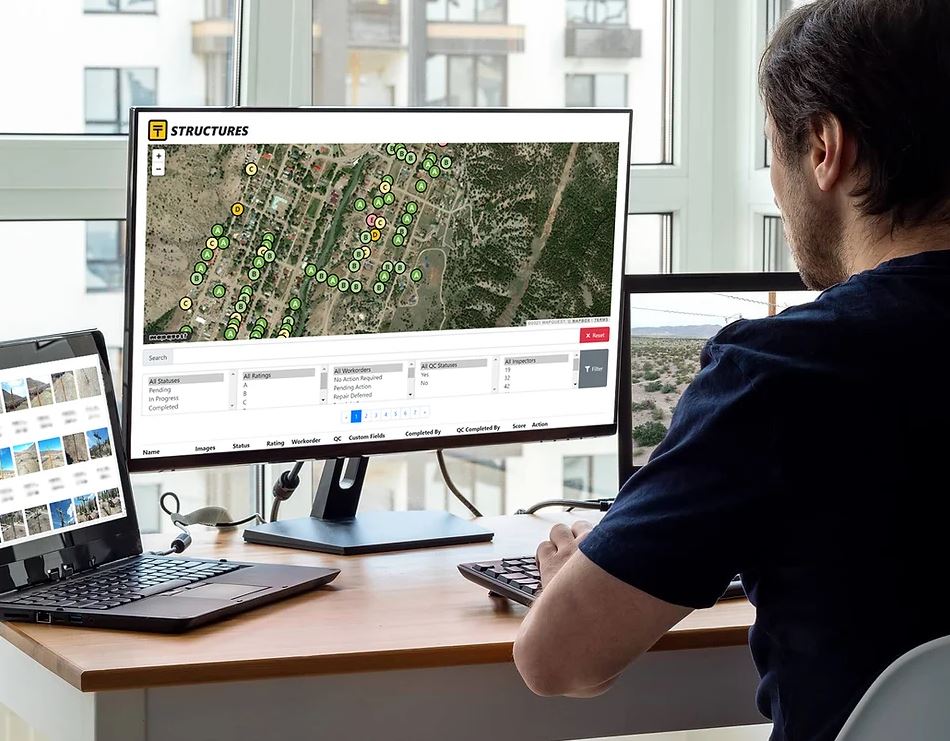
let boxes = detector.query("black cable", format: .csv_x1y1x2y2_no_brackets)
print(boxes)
270,461,305,522
436,449,484,518
515,498,615,515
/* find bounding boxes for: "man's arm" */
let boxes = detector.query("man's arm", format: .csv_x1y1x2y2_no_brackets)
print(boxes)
513,522,692,698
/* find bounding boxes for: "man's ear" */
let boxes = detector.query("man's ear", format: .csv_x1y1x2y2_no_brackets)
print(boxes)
810,114,855,193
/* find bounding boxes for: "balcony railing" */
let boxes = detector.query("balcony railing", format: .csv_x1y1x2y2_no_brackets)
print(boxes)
565,25,641,58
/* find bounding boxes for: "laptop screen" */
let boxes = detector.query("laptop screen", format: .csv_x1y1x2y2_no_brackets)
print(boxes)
0,354,127,548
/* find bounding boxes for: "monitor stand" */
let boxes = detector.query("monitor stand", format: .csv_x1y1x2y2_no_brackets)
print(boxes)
242,456,494,555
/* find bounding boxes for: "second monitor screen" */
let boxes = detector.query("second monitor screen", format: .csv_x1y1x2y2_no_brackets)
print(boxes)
629,289,818,466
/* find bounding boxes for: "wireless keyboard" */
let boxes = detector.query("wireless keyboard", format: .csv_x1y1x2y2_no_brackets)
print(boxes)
459,556,746,607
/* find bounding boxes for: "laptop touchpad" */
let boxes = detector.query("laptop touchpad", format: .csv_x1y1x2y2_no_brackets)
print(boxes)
176,583,268,600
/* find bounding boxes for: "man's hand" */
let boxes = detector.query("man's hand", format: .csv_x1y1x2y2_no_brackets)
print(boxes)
537,520,593,586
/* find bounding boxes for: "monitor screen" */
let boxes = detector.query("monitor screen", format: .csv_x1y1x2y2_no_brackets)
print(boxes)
0,354,126,548
125,108,631,469
628,286,818,467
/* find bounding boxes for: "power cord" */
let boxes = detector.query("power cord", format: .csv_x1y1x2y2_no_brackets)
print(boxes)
437,449,483,518
270,461,305,522
515,497,614,515
151,491,265,556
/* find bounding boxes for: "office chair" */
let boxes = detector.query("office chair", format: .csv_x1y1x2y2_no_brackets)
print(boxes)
836,635,950,740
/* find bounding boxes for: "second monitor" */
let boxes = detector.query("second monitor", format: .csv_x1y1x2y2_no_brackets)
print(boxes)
123,107,632,553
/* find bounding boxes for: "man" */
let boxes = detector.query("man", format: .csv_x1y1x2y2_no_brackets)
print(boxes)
513,1,950,739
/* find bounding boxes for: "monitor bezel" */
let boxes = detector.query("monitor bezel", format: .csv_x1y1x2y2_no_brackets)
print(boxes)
618,271,809,485
0,330,142,593
123,106,632,473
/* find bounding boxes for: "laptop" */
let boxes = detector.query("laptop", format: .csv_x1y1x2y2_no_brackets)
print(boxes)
0,330,339,632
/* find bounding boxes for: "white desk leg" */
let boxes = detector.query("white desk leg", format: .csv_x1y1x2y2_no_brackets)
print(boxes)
0,638,145,741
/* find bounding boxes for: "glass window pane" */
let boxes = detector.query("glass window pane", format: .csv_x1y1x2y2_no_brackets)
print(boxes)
84,69,117,125
476,56,504,107
448,0,477,22
448,55,476,106
0,2,235,134
313,0,672,164
565,74,593,107
425,54,448,105
594,73,627,106
85,221,119,260
626,214,671,274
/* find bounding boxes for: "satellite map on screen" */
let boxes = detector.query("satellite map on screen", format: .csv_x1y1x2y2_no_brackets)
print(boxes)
141,140,620,344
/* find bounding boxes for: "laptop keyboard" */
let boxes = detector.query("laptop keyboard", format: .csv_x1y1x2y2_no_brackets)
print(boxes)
5,557,244,611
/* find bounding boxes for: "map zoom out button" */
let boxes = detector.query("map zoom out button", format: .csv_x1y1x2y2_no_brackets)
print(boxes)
580,327,610,344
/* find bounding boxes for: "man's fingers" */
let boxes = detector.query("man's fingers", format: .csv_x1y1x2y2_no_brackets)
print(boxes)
549,523,575,549
537,540,557,562
571,520,594,539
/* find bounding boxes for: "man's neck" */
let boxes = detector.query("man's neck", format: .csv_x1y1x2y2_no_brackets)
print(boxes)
845,221,950,277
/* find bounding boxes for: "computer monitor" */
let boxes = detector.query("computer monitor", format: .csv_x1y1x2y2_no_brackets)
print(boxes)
619,273,817,483
123,107,632,553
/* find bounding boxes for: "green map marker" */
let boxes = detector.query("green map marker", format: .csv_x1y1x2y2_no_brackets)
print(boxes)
249,268,261,281
305,264,317,277
224,328,237,340
349,260,361,273
372,196,385,209
217,236,230,249
415,180,428,193
406,201,418,214
195,261,208,274
213,284,226,298
428,166,441,178
382,175,394,185
383,192,395,205
354,198,367,211
190,272,203,285
283,316,295,327
411,268,423,282
396,226,408,237
353,248,364,260
338,279,350,292
386,143,397,156
264,250,276,263
289,297,302,311
379,270,391,283
235,300,248,313
406,152,417,165
360,231,372,244
395,261,407,274
253,256,265,269
211,224,224,238
396,147,407,161
351,281,362,293
402,213,414,225
392,234,404,247
373,282,385,295
316,270,328,283
383,261,394,273
327,274,339,288
202,248,215,262
440,155,452,169
180,325,192,334
262,232,275,243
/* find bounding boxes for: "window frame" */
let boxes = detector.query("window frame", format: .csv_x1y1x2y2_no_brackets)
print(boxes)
425,53,508,107
565,0,630,27
565,72,629,108
83,66,159,134
425,0,509,25
85,220,126,293
83,0,157,15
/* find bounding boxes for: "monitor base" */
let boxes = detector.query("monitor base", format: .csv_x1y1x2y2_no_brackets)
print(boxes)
243,510,493,555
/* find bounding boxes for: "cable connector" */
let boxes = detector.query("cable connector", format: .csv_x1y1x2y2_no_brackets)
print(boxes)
515,497,615,515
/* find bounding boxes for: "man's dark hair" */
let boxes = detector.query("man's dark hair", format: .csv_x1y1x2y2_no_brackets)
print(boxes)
760,0,950,230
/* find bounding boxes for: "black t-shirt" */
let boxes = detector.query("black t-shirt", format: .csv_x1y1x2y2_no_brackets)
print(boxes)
581,251,950,741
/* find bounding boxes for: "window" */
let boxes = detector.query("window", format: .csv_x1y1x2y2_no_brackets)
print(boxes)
763,215,795,272
566,0,629,25
84,67,157,133
565,73,628,107
627,214,673,274
563,454,618,498
425,54,506,106
426,0,507,23
84,0,156,13
86,221,125,292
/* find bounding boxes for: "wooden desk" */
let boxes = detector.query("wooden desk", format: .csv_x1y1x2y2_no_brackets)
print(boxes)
0,514,762,741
